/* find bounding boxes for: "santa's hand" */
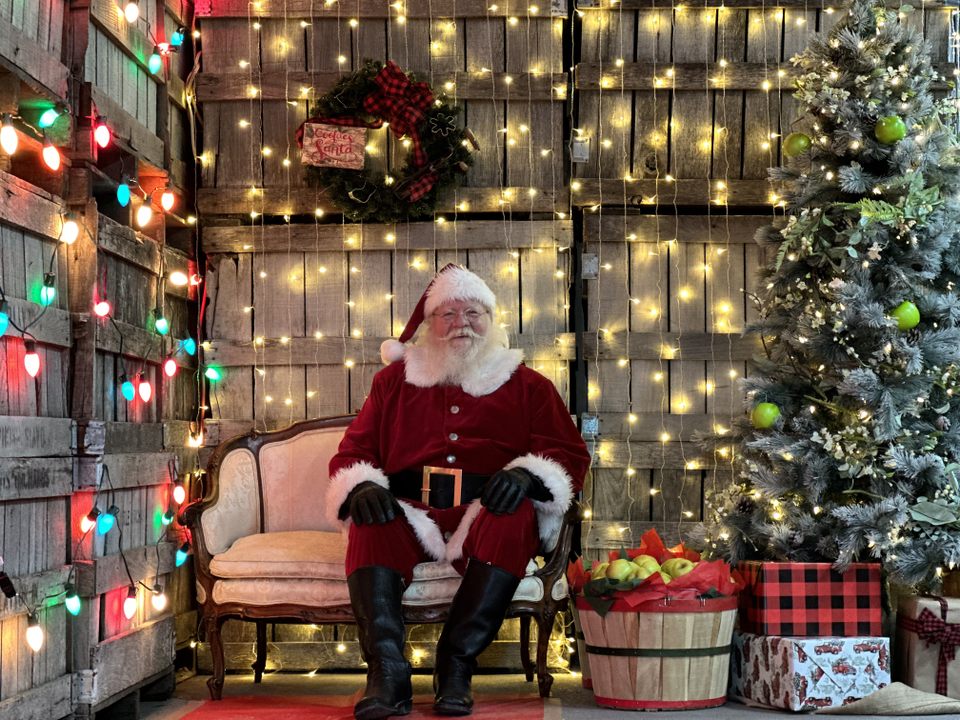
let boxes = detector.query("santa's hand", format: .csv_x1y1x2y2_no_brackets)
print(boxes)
482,468,549,514
345,481,401,525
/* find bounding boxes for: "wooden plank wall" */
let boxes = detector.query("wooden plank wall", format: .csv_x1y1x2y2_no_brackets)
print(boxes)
194,0,568,215
68,213,198,714
0,172,73,720
574,2,956,560
195,0,571,670
0,0,64,57
0,0,198,715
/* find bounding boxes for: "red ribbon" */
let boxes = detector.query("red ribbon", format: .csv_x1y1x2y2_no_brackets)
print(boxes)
362,61,434,168
294,62,441,201
899,604,960,696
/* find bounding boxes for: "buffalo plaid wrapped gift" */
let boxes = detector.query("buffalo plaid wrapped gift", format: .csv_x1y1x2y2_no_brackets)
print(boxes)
896,595,960,699
737,561,882,637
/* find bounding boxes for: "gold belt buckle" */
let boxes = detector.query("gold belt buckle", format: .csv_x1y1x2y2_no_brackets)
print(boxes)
421,466,464,506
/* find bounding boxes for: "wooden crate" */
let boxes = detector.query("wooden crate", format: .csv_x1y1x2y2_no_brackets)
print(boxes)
0,173,73,719
574,3,955,562
202,219,573,434
197,608,564,673
67,211,198,714
194,0,568,215
571,3,955,207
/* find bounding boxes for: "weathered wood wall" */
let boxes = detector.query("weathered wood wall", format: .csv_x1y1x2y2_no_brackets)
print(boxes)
0,0,199,717
574,2,956,560
0,174,73,720
188,0,959,676
194,0,568,215
194,0,572,671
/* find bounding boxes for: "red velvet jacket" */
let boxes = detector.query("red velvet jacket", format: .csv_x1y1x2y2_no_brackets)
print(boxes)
327,351,591,561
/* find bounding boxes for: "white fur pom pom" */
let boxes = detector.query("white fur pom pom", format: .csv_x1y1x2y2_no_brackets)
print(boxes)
380,339,406,364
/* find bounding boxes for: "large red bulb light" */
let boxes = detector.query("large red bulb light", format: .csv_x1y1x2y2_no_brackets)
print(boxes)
23,341,40,377
94,122,111,149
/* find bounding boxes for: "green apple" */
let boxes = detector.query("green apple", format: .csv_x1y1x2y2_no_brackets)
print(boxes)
591,562,609,580
890,301,920,331
605,558,635,582
631,565,657,581
658,570,672,584
661,557,697,578
632,555,661,573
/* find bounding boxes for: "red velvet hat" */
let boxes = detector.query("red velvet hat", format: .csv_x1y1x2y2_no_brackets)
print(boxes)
380,264,496,364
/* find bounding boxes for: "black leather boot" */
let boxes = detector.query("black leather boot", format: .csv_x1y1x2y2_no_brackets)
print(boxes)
348,566,413,720
433,561,521,716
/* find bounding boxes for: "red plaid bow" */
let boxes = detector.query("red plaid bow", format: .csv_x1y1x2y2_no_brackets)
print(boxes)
362,61,433,168
900,606,960,695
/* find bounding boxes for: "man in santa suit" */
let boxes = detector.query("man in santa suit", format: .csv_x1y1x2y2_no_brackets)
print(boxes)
327,264,590,719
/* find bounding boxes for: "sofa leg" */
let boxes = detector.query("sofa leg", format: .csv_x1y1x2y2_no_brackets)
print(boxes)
253,621,268,683
518,616,534,682
206,615,226,700
534,610,554,699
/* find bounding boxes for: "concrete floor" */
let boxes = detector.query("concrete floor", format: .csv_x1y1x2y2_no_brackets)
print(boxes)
140,672,948,719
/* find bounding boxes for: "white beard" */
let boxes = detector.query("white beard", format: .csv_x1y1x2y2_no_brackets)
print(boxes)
403,320,523,396
417,326,502,385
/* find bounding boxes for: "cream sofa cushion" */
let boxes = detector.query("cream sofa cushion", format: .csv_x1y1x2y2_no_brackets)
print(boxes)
210,530,347,579
205,530,567,607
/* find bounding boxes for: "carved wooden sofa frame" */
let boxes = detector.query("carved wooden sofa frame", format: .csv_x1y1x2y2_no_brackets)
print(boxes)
181,415,577,701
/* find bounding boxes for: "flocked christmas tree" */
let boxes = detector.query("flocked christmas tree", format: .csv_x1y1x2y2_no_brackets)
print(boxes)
699,0,960,590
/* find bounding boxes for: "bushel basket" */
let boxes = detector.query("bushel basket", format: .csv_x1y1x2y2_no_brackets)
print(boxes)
575,594,737,710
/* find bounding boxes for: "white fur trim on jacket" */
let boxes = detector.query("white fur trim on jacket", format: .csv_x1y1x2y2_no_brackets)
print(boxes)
397,501,447,561
403,345,524,397
425,267,496,316
444,500,484,564
325,461,389,527
505,454,575,553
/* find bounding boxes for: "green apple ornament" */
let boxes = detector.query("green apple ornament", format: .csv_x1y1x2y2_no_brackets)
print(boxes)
891,300,920,330
875,115,907,144
782,132,811,158
751,402,781,429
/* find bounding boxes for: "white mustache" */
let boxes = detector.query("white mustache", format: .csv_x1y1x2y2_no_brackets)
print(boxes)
444,328,480,340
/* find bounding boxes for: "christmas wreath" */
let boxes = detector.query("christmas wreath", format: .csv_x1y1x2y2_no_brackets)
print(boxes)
297,60,477,223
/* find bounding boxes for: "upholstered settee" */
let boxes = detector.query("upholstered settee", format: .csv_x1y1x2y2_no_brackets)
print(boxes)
180,415,577,701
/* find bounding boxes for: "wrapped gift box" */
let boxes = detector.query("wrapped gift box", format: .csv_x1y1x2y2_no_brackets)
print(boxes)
737,561,882,637
730,632,890,711
896,595,960,699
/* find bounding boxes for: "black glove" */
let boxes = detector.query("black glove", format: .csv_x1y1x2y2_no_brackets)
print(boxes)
481,468,551,515
341,481,401,525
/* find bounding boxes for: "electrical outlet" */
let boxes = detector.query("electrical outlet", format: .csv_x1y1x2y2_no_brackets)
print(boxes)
582,253,599,280
572,136,590,163
581,413,599,438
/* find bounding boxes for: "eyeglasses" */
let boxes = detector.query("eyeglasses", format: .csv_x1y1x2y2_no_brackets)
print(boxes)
430,308,489,324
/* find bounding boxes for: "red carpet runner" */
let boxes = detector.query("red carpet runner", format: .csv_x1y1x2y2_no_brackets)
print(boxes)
180,693,548,720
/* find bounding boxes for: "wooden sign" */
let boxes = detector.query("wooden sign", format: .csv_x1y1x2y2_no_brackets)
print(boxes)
300,122,366,169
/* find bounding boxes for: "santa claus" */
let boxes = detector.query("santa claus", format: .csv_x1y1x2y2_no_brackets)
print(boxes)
328,264,590,719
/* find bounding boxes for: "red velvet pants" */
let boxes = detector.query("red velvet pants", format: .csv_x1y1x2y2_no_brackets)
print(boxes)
345,499,540,585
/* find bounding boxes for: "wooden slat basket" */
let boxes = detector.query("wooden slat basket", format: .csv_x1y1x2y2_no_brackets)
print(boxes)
575,595,737,711
570,602,593,690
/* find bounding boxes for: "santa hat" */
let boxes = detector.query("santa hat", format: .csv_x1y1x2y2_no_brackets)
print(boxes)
380,264,496,364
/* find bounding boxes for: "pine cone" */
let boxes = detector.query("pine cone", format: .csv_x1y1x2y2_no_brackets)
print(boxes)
936,415,951,431
736,497,757,514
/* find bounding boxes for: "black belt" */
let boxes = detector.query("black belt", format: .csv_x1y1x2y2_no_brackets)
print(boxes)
389,467,489,509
